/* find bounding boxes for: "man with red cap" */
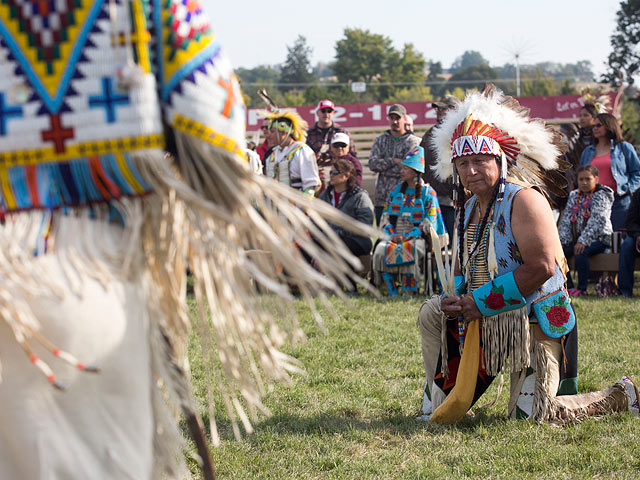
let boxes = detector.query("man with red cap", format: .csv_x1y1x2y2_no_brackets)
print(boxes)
306,99,357,161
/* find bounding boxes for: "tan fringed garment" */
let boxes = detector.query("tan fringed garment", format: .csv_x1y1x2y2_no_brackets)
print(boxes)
0,1,381,476
0,147,379,478
463,222,529,376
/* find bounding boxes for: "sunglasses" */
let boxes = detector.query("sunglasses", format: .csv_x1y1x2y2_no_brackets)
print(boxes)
260,125,269,130
319,108,334,114
329,170,342,175
593,123,603,127
332,143,348,148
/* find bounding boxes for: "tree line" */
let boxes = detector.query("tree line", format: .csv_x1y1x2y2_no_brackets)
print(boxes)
235,29,595,109
236,1,640,144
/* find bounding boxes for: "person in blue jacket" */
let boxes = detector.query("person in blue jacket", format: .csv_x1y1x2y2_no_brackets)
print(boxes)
580,113,640,230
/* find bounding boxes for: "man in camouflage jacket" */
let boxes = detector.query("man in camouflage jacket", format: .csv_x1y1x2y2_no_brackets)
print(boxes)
368,104,421,224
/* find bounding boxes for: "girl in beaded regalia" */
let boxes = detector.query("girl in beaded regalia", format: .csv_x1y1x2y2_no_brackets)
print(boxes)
0,1,371,478
416,86,639,424
372,146,446,296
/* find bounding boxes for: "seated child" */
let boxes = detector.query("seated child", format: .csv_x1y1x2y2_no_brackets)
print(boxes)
558,165,614,295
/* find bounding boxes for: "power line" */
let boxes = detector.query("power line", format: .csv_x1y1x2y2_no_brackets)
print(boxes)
239,75,596,88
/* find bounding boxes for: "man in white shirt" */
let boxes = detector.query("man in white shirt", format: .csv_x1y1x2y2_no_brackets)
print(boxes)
263,109,320,196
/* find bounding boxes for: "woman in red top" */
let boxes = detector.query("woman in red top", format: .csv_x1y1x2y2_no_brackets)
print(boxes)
579,113,640,230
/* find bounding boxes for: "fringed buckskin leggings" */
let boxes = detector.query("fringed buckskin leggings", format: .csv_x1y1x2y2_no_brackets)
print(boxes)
417,295,629,422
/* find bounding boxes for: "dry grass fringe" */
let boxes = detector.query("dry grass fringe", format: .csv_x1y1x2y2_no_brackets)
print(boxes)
0,132,383,476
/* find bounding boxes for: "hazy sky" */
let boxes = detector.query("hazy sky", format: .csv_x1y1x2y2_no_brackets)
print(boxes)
203,0,620,76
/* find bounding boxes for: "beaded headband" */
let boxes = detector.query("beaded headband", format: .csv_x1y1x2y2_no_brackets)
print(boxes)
450,115,519,164
261,109,308,142
270,120,293,135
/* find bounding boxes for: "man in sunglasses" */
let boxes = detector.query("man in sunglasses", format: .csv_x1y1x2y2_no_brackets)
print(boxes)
330,133,363,186
307,99,357,161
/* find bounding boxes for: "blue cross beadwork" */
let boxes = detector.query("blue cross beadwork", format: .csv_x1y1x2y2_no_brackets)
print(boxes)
89,77,130,123
0,93,24,136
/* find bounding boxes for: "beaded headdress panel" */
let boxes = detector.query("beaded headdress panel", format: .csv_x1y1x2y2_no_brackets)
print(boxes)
450,116,518,164
0,0,245,213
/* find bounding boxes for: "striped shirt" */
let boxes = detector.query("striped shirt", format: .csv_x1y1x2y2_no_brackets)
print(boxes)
466,223,490,291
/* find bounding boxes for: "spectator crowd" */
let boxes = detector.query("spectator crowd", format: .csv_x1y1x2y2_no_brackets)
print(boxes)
249,97,640,298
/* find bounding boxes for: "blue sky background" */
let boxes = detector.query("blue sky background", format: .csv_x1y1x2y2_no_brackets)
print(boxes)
203,0,620,76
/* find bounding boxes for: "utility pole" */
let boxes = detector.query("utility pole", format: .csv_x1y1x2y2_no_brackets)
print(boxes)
515,52,521,97
503,38,532,97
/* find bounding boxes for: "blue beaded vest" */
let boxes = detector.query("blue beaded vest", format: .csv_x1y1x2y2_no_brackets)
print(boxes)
461,182,570,375
463,182,567,316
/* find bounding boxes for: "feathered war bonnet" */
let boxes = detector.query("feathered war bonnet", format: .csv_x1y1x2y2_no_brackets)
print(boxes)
430,85,569,201
261,108,309,142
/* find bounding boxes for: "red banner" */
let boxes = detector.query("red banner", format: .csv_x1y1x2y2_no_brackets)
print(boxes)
246,93,617,131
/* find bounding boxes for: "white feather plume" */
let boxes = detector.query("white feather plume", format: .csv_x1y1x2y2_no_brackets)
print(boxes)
430,87,564,182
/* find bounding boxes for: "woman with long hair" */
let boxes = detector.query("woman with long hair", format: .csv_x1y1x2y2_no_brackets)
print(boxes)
580,113,640,230
577,103,598,150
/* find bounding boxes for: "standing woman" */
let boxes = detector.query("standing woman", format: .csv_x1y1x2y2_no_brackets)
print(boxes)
553,104,598,210
580,113,640,230
565,103,598,193
577,103,598,152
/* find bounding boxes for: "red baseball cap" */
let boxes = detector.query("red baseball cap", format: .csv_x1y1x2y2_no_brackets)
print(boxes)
317,99,335,111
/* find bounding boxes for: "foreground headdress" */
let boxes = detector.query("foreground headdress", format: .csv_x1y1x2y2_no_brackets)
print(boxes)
431,85,569,198
0,0,374,476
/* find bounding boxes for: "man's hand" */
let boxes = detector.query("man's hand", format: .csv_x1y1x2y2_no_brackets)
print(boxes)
390,234,403,243
459,294,483,323
442,294,482,323
392,157,404,164
441,295,462,319
574,242,585,255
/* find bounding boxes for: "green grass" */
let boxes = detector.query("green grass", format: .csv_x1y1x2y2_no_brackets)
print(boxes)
187,295,640,479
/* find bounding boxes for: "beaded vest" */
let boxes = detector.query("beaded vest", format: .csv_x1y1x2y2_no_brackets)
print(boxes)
385,184,426,233
463,182,567,316
461,182,570,375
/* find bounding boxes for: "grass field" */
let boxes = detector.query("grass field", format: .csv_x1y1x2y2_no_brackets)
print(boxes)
187,294,640,479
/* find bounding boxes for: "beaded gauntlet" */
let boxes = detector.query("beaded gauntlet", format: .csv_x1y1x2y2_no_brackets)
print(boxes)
471,272,525,317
